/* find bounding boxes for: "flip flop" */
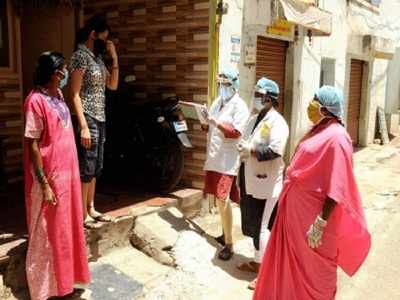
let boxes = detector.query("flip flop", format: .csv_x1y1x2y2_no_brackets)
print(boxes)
84,219,101,229
90,212,112,222
237,261,259,273
248,278,257,290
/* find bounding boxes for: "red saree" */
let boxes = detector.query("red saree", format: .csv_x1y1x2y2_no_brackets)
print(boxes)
253,122,371,300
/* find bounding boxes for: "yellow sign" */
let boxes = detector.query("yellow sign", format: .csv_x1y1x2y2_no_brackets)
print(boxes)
260,122,271,139
267,19,294,38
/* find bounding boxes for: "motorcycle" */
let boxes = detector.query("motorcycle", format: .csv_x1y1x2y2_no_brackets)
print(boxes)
103,77,193,193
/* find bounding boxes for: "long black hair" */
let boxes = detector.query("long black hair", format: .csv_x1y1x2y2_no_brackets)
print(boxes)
75,14,110,50
33,51,65,87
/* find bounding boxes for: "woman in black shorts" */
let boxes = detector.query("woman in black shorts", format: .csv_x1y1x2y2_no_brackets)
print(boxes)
70,14,119,226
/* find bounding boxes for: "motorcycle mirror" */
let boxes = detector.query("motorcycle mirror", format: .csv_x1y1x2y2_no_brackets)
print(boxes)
124,75,136,83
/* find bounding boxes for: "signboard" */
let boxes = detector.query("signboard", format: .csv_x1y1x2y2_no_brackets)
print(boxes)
230,35,241,63
244,45,256,65
267,19,294,38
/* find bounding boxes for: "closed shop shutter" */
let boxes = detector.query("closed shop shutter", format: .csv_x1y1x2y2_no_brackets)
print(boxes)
256,36,288,114
347,59,364,145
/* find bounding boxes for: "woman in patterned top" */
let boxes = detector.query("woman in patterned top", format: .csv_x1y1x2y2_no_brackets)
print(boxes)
24,52,90,300
70,14,119,227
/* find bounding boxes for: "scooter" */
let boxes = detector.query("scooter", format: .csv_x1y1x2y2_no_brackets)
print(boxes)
103,77,193,193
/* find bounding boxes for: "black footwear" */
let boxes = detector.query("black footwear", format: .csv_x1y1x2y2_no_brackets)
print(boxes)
215,234,226,246
218,246,234,261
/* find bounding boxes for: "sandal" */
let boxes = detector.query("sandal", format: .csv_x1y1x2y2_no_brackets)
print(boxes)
248,278,257,290
89,210,112,222
215,234,226,246
218,246,234,261
84,219,100,229
237,261,259,273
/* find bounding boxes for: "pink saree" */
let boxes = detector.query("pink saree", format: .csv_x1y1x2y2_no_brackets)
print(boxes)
253,122,371,300
24,90,90,300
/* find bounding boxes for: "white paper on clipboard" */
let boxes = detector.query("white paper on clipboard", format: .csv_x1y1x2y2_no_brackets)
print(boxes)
179,101,208,125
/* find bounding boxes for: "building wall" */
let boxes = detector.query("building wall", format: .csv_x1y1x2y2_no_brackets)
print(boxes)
83,0,211,189
218,0,243,72
386,47,400,114
0,1,23,184
241,0,400,154
239,0,273,105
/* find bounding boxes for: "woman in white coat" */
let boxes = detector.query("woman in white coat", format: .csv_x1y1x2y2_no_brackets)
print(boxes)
202,67,250,260
237,77,289,289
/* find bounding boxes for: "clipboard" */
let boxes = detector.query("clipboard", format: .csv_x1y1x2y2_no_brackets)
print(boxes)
179,101,208,125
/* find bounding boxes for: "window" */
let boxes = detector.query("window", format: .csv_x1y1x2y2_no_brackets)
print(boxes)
0,0,10,67
320,58,335,87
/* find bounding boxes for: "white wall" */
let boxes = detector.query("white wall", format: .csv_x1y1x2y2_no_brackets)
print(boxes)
238,0,272,104
386,47,400,114
218,0,244,73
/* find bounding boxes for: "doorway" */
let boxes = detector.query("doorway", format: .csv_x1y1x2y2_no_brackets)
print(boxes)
20,4,76,98
347,59,365,145
256,36,289,115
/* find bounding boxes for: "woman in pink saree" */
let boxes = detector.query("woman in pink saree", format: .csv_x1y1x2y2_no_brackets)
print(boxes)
253,86,371,300
24,52,90,300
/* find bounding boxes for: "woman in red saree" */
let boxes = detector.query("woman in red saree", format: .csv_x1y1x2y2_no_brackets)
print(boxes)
253,86,371,300
24,52,90,300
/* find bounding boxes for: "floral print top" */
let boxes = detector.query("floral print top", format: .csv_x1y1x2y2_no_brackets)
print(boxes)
70,44,107,122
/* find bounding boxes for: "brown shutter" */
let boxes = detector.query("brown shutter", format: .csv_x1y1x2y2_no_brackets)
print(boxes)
347,59,364,145
256,36,288,114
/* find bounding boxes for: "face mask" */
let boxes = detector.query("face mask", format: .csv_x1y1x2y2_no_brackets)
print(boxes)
59,69,69,89
252,97,264,112
307,100,323,124
94,38,107,56
219,85,234,102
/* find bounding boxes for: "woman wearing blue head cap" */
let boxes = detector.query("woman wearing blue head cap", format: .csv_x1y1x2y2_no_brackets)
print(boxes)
202,67,250,261
254,86,371,300
236,77,289,290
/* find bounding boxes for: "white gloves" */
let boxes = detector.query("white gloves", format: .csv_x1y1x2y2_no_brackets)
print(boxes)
307,215,327,249
237,140,252,161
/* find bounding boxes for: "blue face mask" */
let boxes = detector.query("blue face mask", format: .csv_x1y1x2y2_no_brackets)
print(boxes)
219,85,234,102
59,69,69,89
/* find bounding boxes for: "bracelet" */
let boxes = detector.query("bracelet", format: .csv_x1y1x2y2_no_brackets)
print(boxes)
316,215,328,227
112,66,119,70
35,168,46,183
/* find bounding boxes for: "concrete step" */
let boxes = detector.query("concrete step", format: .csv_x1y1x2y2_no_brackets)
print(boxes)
0,187,203,298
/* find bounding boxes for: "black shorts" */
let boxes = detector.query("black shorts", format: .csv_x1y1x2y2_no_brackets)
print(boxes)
77,114,106,183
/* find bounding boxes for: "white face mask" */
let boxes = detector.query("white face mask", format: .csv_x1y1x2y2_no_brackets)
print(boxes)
252,97,264,112
219,85,235,102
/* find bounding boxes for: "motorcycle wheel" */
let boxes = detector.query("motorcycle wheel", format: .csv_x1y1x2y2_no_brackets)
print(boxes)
146,142,185,193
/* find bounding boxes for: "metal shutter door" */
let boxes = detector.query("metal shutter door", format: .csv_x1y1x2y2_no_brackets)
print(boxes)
347,59,364,145
256,36,288,114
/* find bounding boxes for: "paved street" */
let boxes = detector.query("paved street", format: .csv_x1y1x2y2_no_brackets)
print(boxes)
83,141,400,300
337,142,400,299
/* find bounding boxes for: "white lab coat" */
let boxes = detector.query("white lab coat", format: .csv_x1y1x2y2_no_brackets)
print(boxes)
242,108,289,200
204,94,250,176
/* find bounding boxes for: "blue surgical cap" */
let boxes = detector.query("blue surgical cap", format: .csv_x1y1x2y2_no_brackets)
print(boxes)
255,77,279,100
219,67,240,90
315,85,344,119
